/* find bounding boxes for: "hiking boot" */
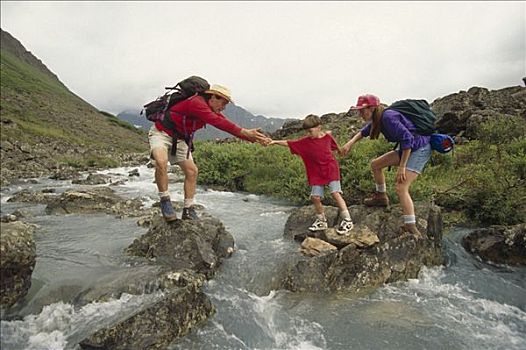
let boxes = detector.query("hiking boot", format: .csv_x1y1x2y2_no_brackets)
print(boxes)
336,219,354,236
402,223,424,240
364,192,390,207
160,196,178,222
308,218,328,232
182,206,199,220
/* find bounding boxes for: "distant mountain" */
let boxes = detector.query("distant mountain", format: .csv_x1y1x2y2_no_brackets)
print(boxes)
117,109,152,129
117,104,293,140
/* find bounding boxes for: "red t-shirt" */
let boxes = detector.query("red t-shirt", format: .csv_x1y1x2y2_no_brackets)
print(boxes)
287,133,341,186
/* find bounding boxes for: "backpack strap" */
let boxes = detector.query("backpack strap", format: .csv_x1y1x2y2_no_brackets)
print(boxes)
166,112,194,158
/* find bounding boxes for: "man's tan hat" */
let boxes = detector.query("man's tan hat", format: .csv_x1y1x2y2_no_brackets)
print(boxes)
205,84,233,103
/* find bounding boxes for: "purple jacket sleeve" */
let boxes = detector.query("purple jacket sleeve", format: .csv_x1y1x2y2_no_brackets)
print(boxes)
382,113,414,150
361,122,372,137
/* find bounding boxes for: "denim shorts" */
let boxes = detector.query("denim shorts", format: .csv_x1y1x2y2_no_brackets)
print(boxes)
310,180,342,198
398,143,432,174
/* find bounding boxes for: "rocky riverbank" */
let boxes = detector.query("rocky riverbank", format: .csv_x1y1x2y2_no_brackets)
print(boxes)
0,136,149,187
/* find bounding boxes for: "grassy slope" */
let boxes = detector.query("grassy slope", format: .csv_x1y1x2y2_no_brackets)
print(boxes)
0,49,148,179
0,49,147,149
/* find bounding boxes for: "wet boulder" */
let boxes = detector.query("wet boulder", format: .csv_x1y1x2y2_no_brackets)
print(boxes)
125,214,235,278
128,168,140,177
72,173,112,185
79,213,237,348
278,203,444,293
7,188,58,204
0,221,37,309
44,187,147,217
462,224,526,266
49,168,82,181
79,269,214,350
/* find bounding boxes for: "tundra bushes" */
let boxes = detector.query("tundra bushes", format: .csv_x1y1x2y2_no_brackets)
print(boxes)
432,117,526,225
193,117,526,226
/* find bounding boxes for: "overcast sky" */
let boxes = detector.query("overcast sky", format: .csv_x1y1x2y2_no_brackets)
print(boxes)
1,1,524,119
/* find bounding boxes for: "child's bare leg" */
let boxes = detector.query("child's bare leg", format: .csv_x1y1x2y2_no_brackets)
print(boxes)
311,195,325,219
331,192,351,220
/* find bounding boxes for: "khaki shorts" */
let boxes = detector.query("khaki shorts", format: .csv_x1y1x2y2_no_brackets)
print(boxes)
148,125,192,164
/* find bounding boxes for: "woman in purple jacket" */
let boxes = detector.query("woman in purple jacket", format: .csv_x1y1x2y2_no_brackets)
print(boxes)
341,94,432,239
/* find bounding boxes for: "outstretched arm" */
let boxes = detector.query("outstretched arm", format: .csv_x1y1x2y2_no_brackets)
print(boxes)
341,132,363,156
269,140,289,147
240,128,272,146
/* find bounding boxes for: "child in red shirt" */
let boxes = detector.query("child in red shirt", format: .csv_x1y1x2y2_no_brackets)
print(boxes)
270,115,354,235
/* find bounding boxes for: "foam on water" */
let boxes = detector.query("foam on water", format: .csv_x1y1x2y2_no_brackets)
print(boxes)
376,266,526,350
249,290,326,350
1,293,160,350
174,285,327,350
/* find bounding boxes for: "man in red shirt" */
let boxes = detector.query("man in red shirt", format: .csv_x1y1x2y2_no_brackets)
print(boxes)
149,84,271,221
270,115,354,235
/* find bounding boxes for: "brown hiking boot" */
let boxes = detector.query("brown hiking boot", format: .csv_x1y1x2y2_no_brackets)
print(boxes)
363,192,390,207
402,223,424,240
182,206,199,220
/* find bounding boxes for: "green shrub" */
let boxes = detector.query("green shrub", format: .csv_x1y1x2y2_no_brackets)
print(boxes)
431,118,526,225
193,117,525,226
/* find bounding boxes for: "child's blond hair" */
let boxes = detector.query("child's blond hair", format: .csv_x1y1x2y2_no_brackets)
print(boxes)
302,115,322,130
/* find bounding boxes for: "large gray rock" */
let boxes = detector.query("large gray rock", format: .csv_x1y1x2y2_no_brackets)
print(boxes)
78,269,214,350
0,221,37,309
72,173,113,185
431,86,526,138
7,188,57,204
44,187,147,217
462,224,526,266
278,203,443,293
125,214,235,278
77,214,235,348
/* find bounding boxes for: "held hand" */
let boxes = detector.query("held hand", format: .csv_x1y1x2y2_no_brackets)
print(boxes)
241,128,272,146
341,143,352,156
396,167,407,183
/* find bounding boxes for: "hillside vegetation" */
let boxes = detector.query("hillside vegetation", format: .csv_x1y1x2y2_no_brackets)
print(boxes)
0,29,148,185
193,86,526,227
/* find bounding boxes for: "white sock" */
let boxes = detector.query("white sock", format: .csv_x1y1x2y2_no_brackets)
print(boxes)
340,210,351,221
159,191,170,199
403,215,416,224
375,183,386,193
184,198,194,208
316,213,326,221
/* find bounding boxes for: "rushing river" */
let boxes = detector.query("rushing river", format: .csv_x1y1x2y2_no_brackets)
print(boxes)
1,165,525,350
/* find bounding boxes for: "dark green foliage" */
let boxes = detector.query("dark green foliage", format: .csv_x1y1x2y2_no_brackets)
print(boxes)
431,117,526,225
194,141,309,203
194,117,525,226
